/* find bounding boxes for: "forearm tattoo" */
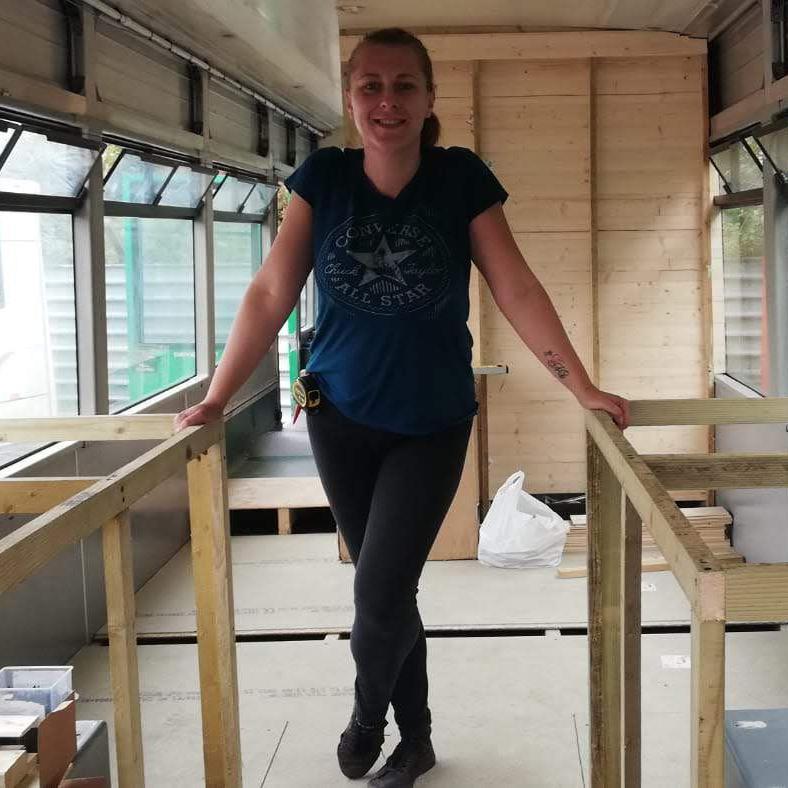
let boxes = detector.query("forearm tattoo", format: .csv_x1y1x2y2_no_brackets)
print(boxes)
544,350,570,380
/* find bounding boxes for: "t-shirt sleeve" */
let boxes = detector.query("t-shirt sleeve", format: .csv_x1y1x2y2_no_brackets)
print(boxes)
283,147,341,207
452,147,509,222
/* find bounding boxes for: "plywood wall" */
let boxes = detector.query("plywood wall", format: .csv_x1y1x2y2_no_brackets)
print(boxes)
340,34,710,496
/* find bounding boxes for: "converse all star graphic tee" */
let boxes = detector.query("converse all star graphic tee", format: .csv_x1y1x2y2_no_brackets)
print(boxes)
285,146,508,434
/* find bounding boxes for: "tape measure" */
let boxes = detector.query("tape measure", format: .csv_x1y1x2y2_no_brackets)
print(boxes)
292,371,321,414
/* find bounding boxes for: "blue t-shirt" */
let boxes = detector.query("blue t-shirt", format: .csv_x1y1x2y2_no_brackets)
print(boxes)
284,146,508,435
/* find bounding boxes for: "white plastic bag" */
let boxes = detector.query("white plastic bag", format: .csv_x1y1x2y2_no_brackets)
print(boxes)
477,471,569,568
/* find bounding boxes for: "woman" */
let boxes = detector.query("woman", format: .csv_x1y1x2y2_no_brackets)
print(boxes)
176,27,630,788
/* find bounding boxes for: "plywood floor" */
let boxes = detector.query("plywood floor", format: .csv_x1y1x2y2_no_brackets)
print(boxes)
72,630,788,787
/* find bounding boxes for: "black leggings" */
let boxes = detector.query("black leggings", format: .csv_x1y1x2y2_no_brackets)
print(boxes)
307,397,473,733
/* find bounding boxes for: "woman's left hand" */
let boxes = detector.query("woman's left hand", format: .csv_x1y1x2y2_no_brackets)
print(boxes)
576,385,630,430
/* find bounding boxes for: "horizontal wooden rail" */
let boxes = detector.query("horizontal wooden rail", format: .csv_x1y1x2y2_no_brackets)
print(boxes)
585,411,721,603
629,398,788,426
0,478,100,514
0,415,177,443
643,453,788,489
0,421,222,596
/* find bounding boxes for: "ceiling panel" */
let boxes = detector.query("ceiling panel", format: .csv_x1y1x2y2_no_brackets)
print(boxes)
108,0,343,129
336,0,752,37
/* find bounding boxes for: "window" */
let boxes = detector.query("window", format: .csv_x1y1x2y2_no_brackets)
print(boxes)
712,136,767,395
0,120,95,468
104,217,196,412
721,206,766,393
212,173,276,363
213,222,262,362
0,212,77,466
0,128,98,197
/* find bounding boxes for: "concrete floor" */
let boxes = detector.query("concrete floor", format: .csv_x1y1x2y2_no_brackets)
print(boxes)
73,631,788,787
103,533,694,638
78,532,788,786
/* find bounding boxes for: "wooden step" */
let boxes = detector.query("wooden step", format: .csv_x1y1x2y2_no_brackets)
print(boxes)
227,477,328,535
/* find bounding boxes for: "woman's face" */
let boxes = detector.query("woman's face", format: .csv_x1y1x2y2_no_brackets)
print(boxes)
346,43,435,154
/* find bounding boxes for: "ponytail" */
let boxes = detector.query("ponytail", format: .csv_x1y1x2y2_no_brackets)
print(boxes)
421,113,441,148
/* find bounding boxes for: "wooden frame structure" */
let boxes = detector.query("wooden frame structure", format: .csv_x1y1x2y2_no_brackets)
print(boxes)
586,397,788,787
0,416,241,788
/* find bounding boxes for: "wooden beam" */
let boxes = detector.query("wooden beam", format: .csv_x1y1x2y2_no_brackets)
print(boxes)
0,65,87,116
621,496,641,787
587,439,622,787
585,411,721,602
709,88,766,143
102,511,145,788
643,452,788,489
0,421,223,597
691,614,726,787
277,509,293,535
341,31,706,62
0,478,100,514
628,397,788,426
725,564,788,621
0,415,177,443
187,442,242,788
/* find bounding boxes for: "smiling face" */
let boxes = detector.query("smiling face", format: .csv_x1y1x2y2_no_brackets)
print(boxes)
346,43,435,155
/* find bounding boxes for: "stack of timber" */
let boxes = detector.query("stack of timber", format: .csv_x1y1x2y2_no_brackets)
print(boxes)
564,506,743,563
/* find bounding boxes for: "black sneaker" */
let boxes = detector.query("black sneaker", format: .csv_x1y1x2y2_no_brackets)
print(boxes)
337,712,386,779
367,736,436,787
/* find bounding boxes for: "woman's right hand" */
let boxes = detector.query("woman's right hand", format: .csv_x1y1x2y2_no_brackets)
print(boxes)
173,400,224,432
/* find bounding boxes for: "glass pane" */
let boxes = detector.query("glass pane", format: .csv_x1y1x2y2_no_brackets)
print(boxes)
756,126,788,174
710,141,763,192
0,126,15,160
101,143,123,178
213,221,262,362
722,205,766,394
0,212,77,467
104,153,173,204
213,176,255,212
0,131,97,197
243,182,277,215
104,217,196,412
158,166,214,208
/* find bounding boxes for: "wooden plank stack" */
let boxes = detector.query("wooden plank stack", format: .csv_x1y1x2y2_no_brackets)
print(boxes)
564,506,743,563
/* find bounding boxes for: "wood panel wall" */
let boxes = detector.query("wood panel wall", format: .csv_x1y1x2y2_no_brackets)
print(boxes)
341,33,710,496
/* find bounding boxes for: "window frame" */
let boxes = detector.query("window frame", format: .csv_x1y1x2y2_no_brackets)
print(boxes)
0,109,295,473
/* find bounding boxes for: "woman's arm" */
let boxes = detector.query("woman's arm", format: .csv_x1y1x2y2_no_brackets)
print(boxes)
175,193,314,429
470,202,630,430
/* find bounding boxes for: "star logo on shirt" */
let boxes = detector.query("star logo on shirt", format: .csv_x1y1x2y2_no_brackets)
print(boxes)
347,235,416,287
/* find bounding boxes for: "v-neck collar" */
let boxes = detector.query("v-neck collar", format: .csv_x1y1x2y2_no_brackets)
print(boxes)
354,148,427,203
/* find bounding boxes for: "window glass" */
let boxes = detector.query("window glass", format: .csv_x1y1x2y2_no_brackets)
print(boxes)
213,221,262,362
104,153,174,204
722,205,766,393
0,126,15,160
300,272,315,331
213,175,256,212
0,131,97,197
104,217,196,412
243,182,277,215
0,212,77,467
755,126,788,174
711,141,763,193
158,166,214,208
